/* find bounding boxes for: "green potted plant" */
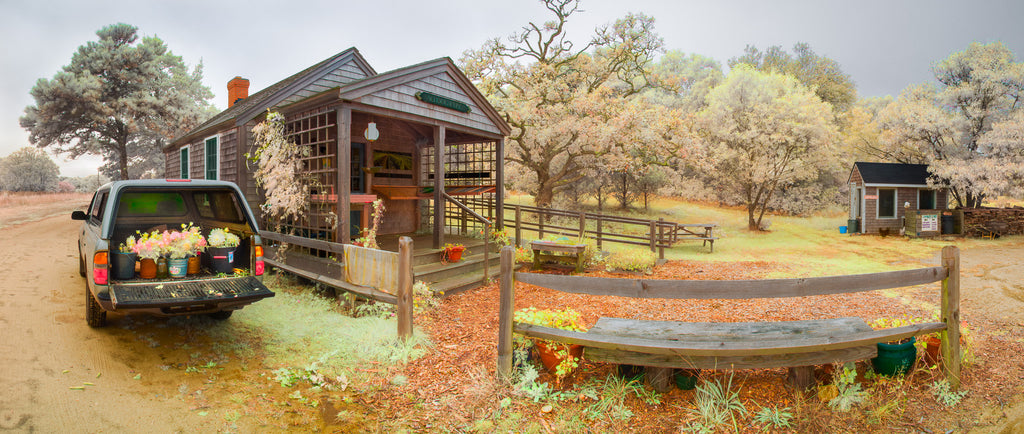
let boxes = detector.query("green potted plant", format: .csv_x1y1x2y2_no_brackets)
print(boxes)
112,235,138,280
868,317,918,376
514,307,588,381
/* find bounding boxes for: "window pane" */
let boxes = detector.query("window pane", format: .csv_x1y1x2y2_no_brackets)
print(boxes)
878,189,896,218
116,192,187,217
919,190,935,209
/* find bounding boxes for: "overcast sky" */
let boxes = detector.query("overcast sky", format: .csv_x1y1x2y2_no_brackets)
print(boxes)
2,0,1023,177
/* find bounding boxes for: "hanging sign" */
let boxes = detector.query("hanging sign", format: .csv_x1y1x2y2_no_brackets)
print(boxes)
864,195,878,200
415,91,472,113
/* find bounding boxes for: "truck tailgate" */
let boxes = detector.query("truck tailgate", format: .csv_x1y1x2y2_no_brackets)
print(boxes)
110,276,274,310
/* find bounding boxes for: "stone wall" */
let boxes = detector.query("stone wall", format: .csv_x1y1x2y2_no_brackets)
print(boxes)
961,208,1024,236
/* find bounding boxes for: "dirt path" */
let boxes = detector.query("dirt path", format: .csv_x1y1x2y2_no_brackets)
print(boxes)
0,214,228,432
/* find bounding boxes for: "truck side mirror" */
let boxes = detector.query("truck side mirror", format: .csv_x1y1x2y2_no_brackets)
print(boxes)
71,211,88,221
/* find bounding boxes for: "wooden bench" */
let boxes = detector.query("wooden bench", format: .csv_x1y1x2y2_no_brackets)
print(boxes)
530,240,587,273
496,246,962,391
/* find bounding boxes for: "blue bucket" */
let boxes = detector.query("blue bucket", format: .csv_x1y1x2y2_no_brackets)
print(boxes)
839,226,848,234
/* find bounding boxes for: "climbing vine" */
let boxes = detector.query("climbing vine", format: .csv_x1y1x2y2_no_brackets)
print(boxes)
247,110,309,222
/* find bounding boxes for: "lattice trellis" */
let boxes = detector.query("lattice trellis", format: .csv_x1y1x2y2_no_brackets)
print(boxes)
420,141,498,235
265,109,338,255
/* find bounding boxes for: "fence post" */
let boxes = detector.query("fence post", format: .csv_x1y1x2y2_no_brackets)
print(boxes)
538,208,545,239
397,236,414,340
515,205,522,247
649,221,656,253
940,245,961,390
596,215,603,250
497,246,515,380
579,212,586,240
483,223,491,284
658,217,665,260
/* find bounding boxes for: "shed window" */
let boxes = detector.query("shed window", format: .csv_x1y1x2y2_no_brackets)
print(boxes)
877,189,896,218
179,146,189,179
204,136,219,180
919,189,936,210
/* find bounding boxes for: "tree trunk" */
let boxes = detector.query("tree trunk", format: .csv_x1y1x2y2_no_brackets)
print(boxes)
117,142,130,180
535,183,555,208
748,204,758,230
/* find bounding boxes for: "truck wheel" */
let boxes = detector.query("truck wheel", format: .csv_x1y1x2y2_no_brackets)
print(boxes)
85,285,107,327
209,310,233,320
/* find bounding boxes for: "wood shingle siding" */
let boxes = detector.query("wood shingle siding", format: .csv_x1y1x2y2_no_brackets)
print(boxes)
358,73,499,136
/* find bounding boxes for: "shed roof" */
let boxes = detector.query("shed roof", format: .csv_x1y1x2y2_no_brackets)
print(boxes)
851,162,932,186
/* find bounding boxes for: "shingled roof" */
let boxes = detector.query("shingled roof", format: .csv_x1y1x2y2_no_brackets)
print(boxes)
851,162,932,185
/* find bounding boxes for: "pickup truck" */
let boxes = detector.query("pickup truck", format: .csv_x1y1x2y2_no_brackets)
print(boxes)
72,179,274,327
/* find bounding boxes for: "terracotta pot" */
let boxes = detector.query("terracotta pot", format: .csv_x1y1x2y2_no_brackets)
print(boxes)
923,335,942,366
187,255,201,275
534,341,583,376
139,258,157,279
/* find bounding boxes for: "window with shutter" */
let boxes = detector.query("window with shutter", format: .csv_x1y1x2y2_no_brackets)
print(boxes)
205,136,218,180
179,146,189,179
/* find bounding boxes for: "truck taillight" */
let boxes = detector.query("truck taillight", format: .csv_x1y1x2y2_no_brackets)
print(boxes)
93,252,108,285
254,245,264,276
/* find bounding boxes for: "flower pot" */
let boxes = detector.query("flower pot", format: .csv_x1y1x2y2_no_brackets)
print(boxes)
187,255,201,275
139,258,157,279
156,257,169,279
922,335,942,366
534,341,583,376
674,369,700,390
207,246,236,274
441,246,465,263
872,337,916,376
111,251,137,280
168,257,188,278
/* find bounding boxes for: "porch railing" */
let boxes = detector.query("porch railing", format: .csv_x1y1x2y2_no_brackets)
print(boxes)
260,231,416,340
443,192,491,283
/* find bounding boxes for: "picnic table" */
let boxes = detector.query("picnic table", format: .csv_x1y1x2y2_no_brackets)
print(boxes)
670,223,718,252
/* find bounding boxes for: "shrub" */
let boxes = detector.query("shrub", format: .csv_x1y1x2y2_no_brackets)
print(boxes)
604,249,658,272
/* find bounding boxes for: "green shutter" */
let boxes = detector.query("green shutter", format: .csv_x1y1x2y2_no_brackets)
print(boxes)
179,147,189,178
205,137,218,180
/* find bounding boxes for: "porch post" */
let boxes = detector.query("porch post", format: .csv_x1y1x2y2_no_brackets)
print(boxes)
495,138,505,230
337,107,352,244
433,125,446,249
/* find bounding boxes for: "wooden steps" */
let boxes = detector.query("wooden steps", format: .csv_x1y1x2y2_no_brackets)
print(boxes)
412,240,499,297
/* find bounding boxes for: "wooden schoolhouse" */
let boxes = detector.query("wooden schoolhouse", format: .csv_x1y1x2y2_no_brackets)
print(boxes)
164,48,510,295
848,162,950,235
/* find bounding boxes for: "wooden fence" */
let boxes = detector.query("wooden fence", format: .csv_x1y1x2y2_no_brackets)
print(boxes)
463,198,716,257
260,231,415,339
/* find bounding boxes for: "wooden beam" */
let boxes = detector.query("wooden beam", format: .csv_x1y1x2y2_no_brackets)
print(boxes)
337,107,352,244
514,266,948,300
397,236,414,340
264,257,397,304
433,125,446,249
496,138,505,230
512,322,947,357
941,245,962,390
261,231,346,254
496,246,515,380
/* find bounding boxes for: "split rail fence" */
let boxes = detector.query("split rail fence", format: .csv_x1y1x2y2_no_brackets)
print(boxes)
462,198,717,257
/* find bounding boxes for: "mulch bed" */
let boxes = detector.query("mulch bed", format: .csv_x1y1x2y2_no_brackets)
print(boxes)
358,258,1024,432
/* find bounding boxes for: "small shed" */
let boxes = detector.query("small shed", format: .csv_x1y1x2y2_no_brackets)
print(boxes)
848,162,949,235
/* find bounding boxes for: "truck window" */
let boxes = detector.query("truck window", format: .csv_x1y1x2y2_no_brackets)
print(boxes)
89,192,108,222
193,191,245,223
116,192,187,217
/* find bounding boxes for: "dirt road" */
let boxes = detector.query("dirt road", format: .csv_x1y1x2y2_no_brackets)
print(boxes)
0,214,228,432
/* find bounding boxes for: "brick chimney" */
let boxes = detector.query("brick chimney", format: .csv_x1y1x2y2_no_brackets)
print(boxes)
227,77,250,107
